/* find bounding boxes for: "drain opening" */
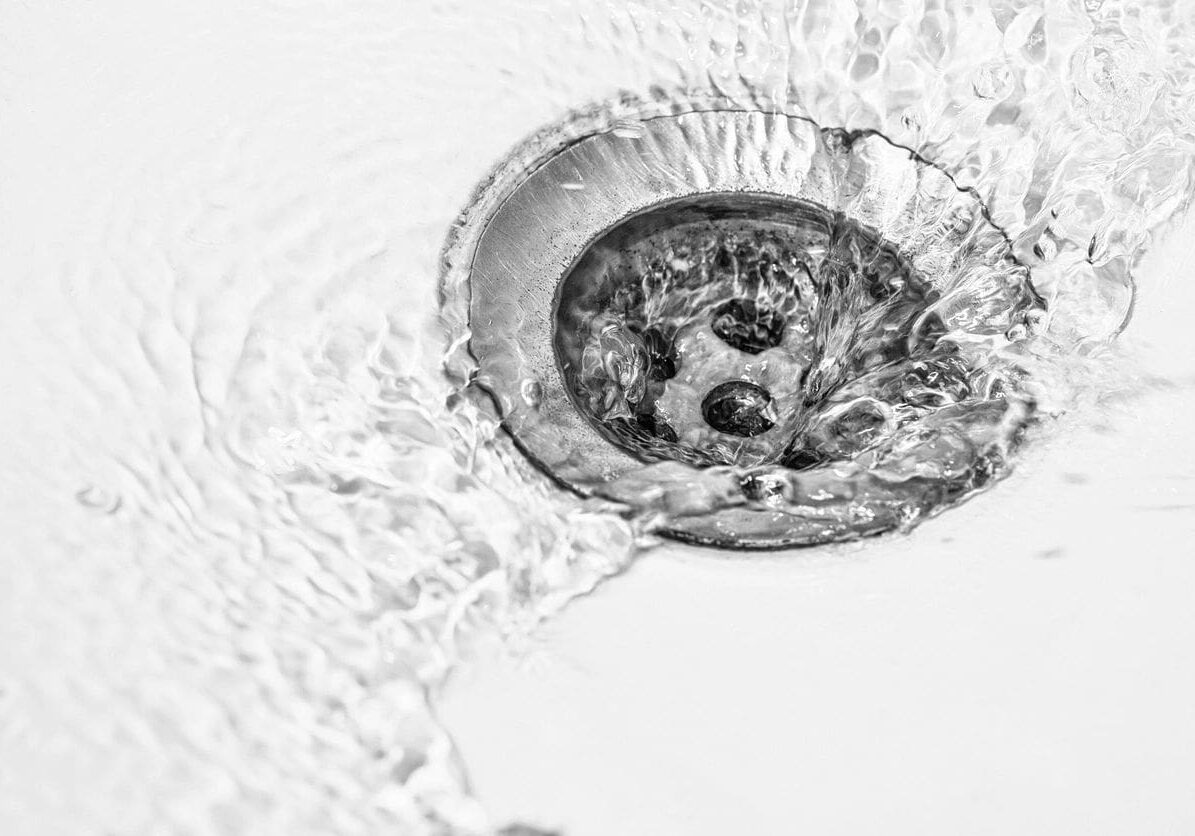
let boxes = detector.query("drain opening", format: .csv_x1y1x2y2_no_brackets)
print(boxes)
701,380,776,438
452,106,1042,548
554,193,936,470
710,298,788,355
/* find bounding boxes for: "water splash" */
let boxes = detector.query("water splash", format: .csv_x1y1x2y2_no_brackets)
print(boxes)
3,1,1195,835
558,184,1033,447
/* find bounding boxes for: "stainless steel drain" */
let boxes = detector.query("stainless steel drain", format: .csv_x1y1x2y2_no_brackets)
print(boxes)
447,105,1043,548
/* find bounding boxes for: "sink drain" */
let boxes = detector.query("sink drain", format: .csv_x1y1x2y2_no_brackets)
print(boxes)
554,192,935,470
448,105,1043,548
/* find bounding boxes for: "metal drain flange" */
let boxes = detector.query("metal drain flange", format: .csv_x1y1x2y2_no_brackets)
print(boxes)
450,106,1042,548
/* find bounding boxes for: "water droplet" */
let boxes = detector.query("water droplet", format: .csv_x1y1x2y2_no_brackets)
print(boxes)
75,485,121,514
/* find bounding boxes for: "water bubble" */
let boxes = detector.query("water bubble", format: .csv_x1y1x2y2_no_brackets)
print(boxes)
520,378,544,407
74,485,121,514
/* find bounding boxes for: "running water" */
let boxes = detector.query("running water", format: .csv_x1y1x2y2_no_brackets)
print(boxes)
2,1,1194,834
554,196,938,469
542,166,1041,545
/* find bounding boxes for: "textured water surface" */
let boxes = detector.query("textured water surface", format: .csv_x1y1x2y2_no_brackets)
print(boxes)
2,1,1195,834
542,174,1039,545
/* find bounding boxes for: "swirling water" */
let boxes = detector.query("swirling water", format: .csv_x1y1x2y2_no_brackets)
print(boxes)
1,1,1194,834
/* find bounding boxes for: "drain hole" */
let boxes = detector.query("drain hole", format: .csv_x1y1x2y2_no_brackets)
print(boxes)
710,298,787,354
554,193,930,467
702,380,777,437
461,108,1042,548
640,326,678,381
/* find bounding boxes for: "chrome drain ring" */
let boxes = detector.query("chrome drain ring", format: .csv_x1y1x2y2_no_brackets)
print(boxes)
448,105,1042,548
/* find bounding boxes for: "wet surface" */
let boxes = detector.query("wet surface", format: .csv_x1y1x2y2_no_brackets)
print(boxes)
541,182,1039,546
3,1,1195,834
444,210,1195,836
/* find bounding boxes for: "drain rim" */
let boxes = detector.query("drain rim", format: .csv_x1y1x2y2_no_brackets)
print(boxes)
453,105,1040,548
